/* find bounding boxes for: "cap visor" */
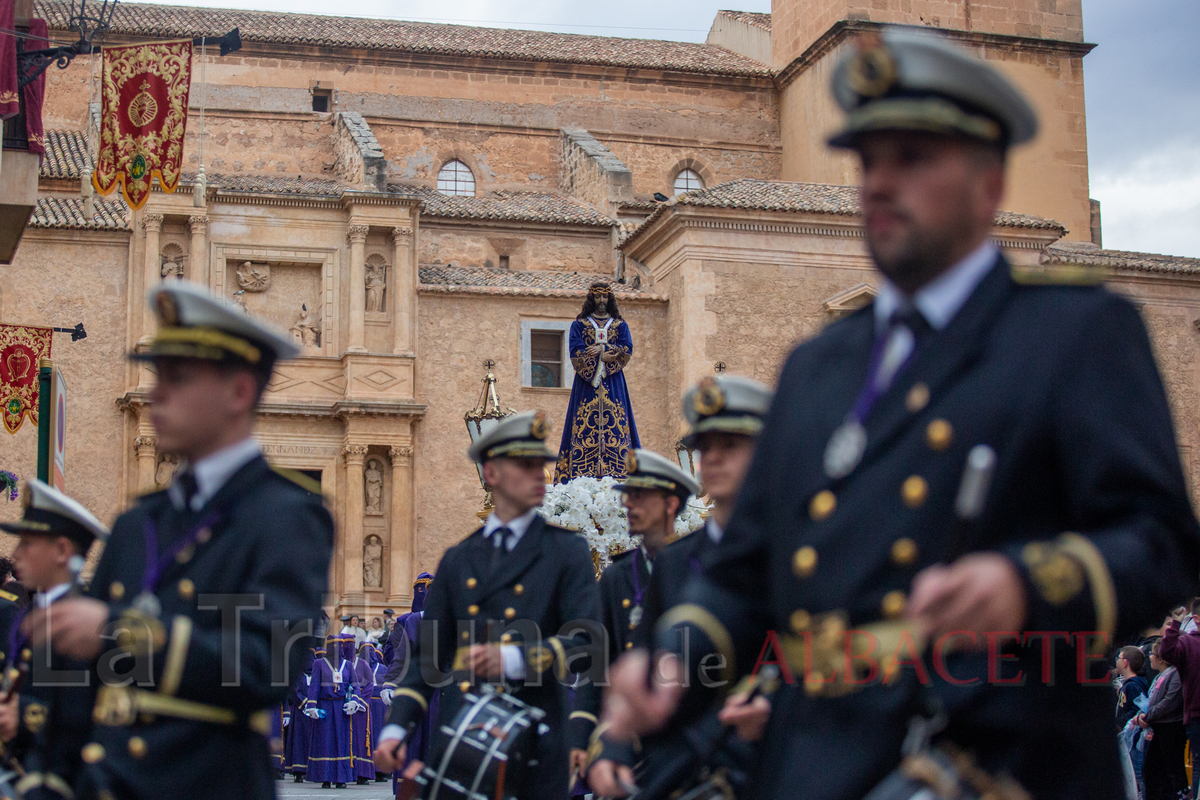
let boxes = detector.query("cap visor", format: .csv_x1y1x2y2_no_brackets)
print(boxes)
681,416,764,448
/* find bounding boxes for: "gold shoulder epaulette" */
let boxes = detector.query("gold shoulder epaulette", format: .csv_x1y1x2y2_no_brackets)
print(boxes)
272,467,323,495
1010,263,1108,286
0,590,17,603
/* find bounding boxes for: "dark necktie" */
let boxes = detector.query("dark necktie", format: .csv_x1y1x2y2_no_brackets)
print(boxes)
176,469,198,511
489,527,511,574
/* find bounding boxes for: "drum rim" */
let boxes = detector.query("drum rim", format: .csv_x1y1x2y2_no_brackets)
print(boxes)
467,699,537,798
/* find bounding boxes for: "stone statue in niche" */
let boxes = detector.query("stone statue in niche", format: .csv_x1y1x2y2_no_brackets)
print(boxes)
365,256,386,313
155,454,179,487
363,534,383,589
236,261,271,292
290,303,321,350
364,458,384,516
161,243,186,280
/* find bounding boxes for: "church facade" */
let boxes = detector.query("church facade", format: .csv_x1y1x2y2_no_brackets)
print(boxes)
3,0,1199,617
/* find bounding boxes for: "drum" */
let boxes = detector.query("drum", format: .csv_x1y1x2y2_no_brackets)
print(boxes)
416,685,546,800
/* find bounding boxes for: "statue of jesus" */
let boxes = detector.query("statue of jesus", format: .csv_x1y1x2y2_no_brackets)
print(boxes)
553,282,641,482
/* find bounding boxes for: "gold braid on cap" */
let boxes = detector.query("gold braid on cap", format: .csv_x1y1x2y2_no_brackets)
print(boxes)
624,451,639,475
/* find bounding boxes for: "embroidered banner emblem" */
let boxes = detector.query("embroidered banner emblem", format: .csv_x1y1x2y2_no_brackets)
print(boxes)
93,40,192,210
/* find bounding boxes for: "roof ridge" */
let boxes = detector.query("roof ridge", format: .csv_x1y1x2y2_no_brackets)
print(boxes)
33,0,772,76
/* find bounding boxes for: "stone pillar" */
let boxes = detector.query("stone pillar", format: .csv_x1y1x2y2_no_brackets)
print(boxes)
392,226,415,354
388,444,415,603
343,444,368,597
347,224,370,353
134,435,157,495
188,215,208,283
141,213,164,342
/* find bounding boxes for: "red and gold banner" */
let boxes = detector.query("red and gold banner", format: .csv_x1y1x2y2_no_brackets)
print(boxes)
93,40,192,210
0,324,52,435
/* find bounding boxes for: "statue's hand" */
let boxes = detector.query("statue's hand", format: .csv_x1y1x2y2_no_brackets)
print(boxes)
600,351,619,363
586,344,604,356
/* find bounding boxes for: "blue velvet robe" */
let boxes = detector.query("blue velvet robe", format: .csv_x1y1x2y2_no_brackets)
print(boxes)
553,316,641,481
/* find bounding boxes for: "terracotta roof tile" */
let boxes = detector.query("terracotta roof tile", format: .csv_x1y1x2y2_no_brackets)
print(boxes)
30,196,130,230
417,263,652,298
401,185,615,227
209,173,349,197
716,11,772,31
623,179,1066,247
41,129,92,179
35,0,771,76
1043,241,1200,275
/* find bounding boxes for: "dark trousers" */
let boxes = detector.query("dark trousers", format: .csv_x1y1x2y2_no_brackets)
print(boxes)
1184,718,1200,799
1144,721,1188,800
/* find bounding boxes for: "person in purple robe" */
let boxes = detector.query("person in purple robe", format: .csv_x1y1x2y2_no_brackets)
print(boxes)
303,634,355,787
553,282,641,482
350,641,377,784
284,645,316,782
381,573,437,797
361,642,392,782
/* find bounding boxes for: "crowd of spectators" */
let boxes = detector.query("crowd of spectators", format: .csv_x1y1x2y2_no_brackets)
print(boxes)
1115,598,1199,800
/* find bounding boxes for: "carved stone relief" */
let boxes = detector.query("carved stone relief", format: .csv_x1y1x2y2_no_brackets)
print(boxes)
160,243,186,280
364,457,384,516
237,261,272,292
155,453,179,487
366,254,387,313
290,303,321,351
363,534,384,589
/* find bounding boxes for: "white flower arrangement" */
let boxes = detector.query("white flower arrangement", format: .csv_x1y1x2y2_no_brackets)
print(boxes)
541,476,709,570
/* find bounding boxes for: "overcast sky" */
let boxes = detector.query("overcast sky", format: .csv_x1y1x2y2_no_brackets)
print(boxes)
152,0,1198,258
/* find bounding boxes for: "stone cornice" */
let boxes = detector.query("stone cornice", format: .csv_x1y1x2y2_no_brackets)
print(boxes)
776,20,1096,89
333,399,428,419
418,284,666,302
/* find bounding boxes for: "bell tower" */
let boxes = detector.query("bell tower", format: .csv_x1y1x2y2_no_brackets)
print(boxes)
773,0,1095,241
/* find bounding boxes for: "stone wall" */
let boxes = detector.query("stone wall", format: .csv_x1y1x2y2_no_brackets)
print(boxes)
0,229,132,540
771,0,1084,69
333,112,388,191
560,129,634,215
420,226,613,274
412,292,670,573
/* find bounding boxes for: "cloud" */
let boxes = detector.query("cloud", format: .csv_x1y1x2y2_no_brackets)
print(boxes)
1091,142,1200,258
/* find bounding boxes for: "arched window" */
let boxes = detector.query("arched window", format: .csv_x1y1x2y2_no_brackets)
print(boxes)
437,160,476,197
673,168,705,195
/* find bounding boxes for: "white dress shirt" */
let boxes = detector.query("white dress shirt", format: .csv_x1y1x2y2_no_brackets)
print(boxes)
379,507,545,747
870,240,999,392
169,437,263,512
706,518,725,544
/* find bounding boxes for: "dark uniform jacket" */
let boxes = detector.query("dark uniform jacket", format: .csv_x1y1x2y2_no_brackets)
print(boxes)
569,546,653,752
7,590,96,800
662,260,1200,800
78,455,333,800
386,515,601,800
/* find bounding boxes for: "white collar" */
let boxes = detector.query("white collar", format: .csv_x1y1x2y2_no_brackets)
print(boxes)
171,437,262,511
483,507,540,548
874,241,999,334
706,518,724,544
37,582,72,608
588,316,615,331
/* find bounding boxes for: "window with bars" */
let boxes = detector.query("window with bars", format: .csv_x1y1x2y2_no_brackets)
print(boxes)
673,168,705,196
437,160,476,197
530,330,565,388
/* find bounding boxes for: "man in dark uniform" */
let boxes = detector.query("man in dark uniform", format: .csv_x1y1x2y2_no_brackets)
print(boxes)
605,27,1200,800
578,448,700,792
26,280,333,800
587,376,772,797
374,411,601,800
0,479,107,799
